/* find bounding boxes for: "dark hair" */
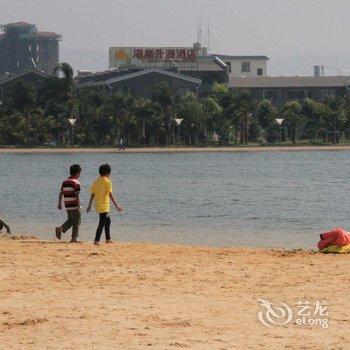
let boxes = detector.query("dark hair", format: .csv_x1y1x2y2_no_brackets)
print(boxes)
99,163,111,176
70,164,82,176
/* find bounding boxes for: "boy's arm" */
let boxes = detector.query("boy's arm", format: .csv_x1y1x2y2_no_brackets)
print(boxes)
2,219,11,234
86,194,95,213
109,193,123,212
75,183,81,209
76,193,80,208
57,192,63,210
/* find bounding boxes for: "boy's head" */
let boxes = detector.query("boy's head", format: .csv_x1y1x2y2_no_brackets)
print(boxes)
70,164,82,178
99,163,111,177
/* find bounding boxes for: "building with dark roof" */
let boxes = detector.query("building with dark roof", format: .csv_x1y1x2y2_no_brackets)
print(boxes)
0,69,49,104
229,76,350,106
76,68,202,97
0,22,61,75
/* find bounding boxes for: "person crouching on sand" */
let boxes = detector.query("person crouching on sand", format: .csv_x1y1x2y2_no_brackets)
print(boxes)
86,163,123,245
0,211,11,234
55,164,82,243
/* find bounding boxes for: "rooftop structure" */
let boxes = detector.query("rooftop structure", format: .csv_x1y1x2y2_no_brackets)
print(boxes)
109,43,269,78
229,76,350,106
0,22,61,75
76,68,202,98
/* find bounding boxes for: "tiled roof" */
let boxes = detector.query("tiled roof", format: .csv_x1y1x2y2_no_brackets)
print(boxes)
3,22,33,27
35,31,61,39
229,76,350,88
77,68,202,88
0,69,48,85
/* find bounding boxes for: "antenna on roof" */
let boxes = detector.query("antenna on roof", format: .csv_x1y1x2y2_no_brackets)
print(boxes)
207,20,210,52
197,19,203,44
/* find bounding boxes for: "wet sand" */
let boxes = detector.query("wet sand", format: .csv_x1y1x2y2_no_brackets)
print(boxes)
1,145,350,154
0,235,349,349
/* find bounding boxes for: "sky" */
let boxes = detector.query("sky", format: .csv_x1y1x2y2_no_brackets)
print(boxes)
1,0,350,75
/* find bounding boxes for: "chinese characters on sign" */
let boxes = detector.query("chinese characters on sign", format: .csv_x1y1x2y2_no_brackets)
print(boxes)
133,48,196,60
110,47,198,69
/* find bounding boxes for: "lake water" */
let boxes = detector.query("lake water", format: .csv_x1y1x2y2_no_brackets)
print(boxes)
1,151,349,248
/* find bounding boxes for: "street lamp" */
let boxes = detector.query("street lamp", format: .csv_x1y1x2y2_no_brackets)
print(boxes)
276,118,284,143
68,118,77,146
174,118,183,145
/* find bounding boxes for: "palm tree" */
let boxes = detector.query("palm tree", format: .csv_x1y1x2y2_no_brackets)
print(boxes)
151,82,174,145
282,100,302,143
174,93,203,145
53,62,74,91
201,97,222,143
232,89,255,145
135,99,158,144
6,80,35,146
324,96,346,143
302,98,326,142
256,99,276,142
211,83,235,144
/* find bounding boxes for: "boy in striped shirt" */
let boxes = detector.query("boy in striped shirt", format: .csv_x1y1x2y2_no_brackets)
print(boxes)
0,211,11,234
55,164,82,242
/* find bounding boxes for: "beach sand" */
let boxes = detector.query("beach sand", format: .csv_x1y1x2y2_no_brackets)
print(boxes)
0,235,349,349
1,145,350,154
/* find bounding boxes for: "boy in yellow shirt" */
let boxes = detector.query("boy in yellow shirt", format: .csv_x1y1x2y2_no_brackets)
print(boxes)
86,164,123,245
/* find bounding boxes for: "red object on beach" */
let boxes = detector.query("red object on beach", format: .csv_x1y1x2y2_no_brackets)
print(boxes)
318,227,350,250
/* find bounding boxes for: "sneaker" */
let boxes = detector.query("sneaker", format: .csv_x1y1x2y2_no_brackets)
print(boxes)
70,239,82,243
55,227,62,240
94,241,101,245
106,240,114,244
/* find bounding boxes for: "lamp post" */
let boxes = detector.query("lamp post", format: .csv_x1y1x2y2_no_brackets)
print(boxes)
68,118,77,146
245,113,253,145
174,118,183,145
276,118,284,143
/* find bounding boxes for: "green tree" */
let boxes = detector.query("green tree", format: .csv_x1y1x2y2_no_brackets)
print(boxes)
324,96,346,143
302,98,326,142
201,96,222,143
282,100,302,143
135,99,159,145
175,93,203,145
232,89,255,145
256,99,276,142
6,80,35,146
211,83,235,144
151,82,174,145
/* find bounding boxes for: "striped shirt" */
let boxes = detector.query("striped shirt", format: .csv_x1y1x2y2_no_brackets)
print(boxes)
61,177,81,210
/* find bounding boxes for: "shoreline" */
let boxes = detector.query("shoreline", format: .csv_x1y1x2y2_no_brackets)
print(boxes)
0,234,349,349
1,144,350,154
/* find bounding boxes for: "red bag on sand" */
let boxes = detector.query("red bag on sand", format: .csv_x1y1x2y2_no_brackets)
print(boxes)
318,227,350,250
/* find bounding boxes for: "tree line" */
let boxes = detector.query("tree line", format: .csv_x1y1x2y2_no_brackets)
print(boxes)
1,63,350,146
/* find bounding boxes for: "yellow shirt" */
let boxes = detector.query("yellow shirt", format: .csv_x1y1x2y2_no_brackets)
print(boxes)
89,176,113,213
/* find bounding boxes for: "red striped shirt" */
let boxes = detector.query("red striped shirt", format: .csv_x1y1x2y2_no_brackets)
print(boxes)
61,177,80,210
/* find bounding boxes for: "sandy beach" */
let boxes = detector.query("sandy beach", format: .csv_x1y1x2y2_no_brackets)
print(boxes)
0,235,349,349
1,145,350,154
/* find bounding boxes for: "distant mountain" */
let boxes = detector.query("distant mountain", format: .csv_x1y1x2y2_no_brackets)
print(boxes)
60,48,108,74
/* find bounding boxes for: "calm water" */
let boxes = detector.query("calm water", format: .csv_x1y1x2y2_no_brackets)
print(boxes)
1,151,349,248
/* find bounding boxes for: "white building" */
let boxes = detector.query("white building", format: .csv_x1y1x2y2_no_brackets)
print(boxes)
211,54,269,77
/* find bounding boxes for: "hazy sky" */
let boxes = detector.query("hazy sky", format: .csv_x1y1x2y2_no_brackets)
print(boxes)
1,0,350,75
